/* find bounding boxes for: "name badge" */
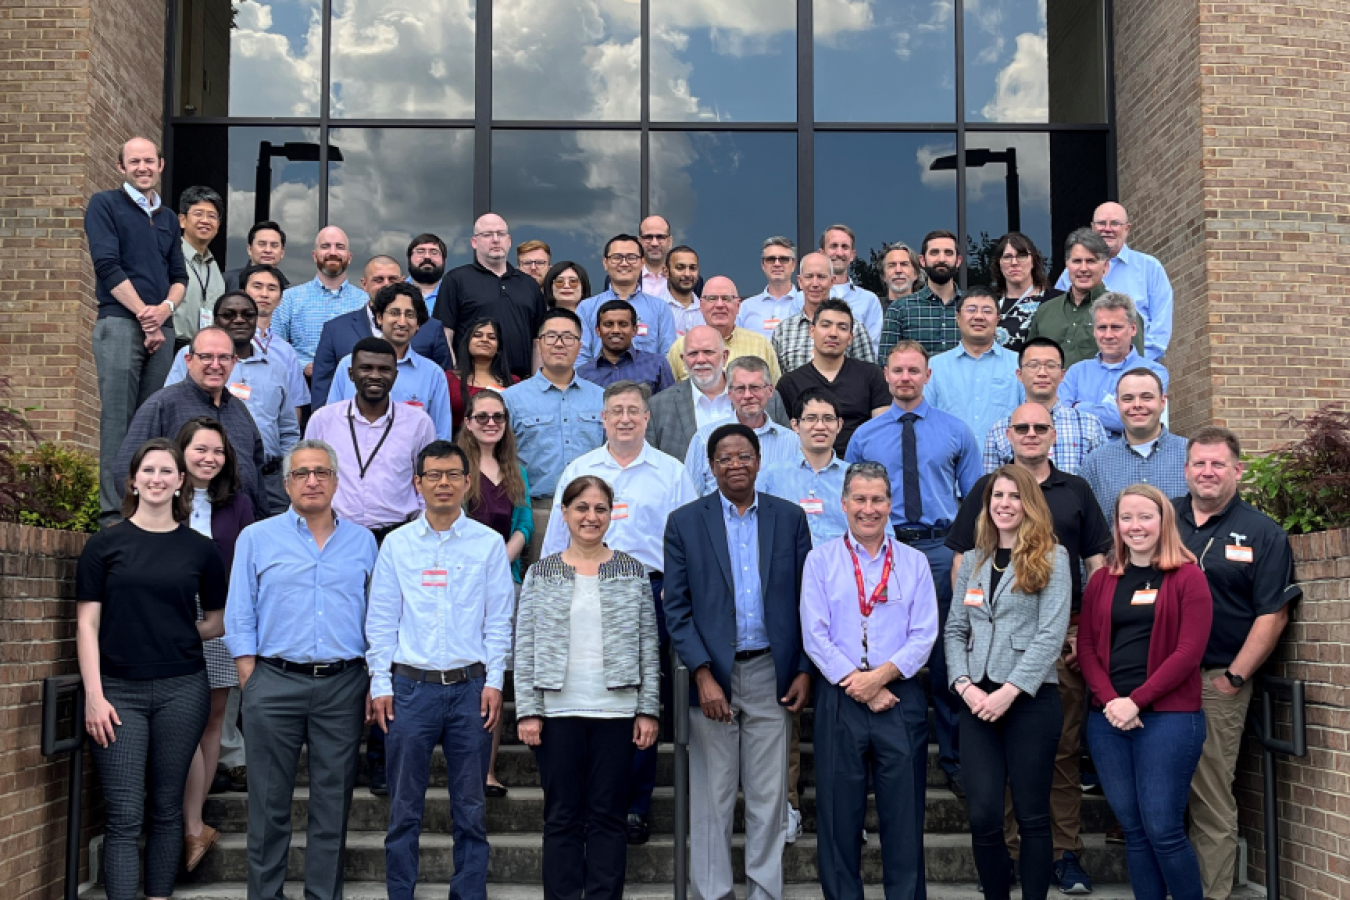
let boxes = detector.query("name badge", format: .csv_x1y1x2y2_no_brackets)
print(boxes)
963,588,984,607
799,497,824,515
612,502,630,520
764,318,781,330
198,308,214,331
422,569,448,588
227,382,252,401
637,323,649,337
403,399,425,408
1226,545,1253,563
1132,589,1158,606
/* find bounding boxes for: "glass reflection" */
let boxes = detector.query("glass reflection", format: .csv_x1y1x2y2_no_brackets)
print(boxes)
492,0,640,121
329,0,474,118
650,0,795,122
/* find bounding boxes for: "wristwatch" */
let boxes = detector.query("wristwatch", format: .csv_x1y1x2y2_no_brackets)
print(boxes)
1224,670,1245,689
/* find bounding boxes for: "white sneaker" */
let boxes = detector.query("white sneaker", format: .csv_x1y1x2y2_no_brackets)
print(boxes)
786,806,803,844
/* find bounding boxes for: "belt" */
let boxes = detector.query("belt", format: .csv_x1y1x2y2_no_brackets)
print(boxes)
894,525,950,544
734,646,772,662
261,457,282,476
393,662,486,685
260,657,365,678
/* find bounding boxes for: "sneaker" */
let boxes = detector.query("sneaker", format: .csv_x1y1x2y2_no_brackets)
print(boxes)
369,762,388,797
786,806,803,844
1080,769,1103,795
1054,851,1093,894
626,813,650,845
227,766,247,792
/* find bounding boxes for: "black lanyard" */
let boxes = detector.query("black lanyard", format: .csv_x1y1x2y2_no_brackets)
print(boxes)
348,402,395,479
190,259,212,300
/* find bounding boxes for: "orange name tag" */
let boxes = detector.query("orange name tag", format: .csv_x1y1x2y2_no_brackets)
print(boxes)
227,382,252,401
963,588,984,607
1226,545,1253,563
1132,589,1158,606
403,400,424,408
765,318,781,330
612,502,630,520
799,497,824,515
637,323,649,337
422,569,448,588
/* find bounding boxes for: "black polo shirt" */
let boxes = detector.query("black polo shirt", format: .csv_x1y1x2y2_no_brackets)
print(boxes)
946,464,1112,609
1173,494,1301,670
775,357,891,456
434,261,547,379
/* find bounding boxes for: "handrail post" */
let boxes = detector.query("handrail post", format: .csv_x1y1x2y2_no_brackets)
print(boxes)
42,674,86,900
671,646,690,900
1255,675,1306,900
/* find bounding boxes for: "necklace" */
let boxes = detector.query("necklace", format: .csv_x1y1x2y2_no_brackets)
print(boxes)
992,558,1010,573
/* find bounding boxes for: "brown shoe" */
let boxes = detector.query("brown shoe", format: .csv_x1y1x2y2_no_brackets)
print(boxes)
1105,822,1125,844
227,766,247,792
184,824,220,872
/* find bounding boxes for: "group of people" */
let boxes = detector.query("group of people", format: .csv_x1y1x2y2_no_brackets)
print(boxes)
76,133,1300,900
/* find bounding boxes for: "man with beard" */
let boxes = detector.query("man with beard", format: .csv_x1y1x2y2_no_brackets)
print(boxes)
820,224,884,354
878,229,964,360
667,276,781,381
223,221,289,292
771,253,877,373
516,239,551,286
273,226,369,377
406,233,447,315
880,241,924,311
684,357,798,496
663,245,704,336
647,325,733,461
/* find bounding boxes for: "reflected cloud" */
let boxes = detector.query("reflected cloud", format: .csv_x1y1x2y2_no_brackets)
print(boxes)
230,1,322,117
981,33,1048,122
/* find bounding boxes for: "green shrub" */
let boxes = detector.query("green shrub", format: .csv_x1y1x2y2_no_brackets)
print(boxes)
1242,406,1350,535
13,442,100,534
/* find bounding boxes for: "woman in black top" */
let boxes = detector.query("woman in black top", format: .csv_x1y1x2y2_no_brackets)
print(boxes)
77,438,227,900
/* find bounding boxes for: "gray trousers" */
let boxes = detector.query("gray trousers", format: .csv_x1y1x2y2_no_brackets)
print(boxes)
241,661,367,900
94,316,174,520
219,686,245,770
265,468,290,517
688,653,790,900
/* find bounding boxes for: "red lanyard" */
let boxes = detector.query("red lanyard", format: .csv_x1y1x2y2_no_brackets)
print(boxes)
847,537,894,618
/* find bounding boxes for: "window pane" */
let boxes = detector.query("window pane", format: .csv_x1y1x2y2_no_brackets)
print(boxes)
329,0,474,118
493,1,639,121
650,132,796,294
651,0,795,122
814,0,954,123
491,130,641,272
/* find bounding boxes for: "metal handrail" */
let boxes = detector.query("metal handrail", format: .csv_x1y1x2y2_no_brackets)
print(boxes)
1254,675,1306,900
671,646,690,900
41,674,86,900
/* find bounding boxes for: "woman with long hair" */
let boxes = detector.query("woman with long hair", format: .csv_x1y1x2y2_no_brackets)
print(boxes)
541,261,592,312
989,232,1049,351
446,317,519,431
1079,484,1213,900
946,465,1072,900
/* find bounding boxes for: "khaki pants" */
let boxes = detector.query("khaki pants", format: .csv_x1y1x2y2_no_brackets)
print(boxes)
1190,667,1253,900
1006,652,1086,856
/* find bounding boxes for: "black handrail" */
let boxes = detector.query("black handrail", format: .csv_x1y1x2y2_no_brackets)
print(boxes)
41,674,86,900
1254,675,1306,900
671,646,690,900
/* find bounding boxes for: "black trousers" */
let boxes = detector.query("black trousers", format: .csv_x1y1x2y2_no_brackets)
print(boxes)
532,716,636,900
960,682,1063,900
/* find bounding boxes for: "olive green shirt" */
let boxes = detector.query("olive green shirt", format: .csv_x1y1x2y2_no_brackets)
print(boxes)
1025,283,1143,368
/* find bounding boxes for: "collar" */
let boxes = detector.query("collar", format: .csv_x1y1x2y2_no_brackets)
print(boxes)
1113,244,1138,266
346,398,394,426
719,491,758,520
830,280,857,297
600,441,653,470
596,347,638,368
1176,493,1243,528
666,292,699,310
181,236,214,264
289,509,339,535
184,377,229,409
798,452,843,472
414,511,466,539
405,276,439,298
308,275,352,296
531,369,580,393
471,259,516,280
886,399,930,421
395,349,428,370
365,305,380,335
1040,462,1067,487
1093,348,1143,370
693,383,729,404
1067,282,1108,307
757,285,800,302
915,285,963,306
846,532,892,562
122,182,161,213
956,341,1007,361
600,286,653,305
747,417,784,437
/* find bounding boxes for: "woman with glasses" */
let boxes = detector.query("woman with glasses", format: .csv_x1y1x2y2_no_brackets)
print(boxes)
989,232,1049,351
541,261,592,312
446,317,520,432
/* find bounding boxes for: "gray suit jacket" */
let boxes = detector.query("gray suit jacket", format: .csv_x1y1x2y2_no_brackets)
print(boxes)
944,545,1071,696
647,378,790,462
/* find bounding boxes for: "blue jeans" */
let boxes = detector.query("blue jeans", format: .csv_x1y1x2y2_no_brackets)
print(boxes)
385,674,492,900
1087,709,1207,900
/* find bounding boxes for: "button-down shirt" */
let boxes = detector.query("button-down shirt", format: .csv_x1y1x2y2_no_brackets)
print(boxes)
665,294,705,336
304,399,437,528
830,281,885,355
845,400,983,529
502,372,606,498
761,454,848,546
1026,283,1143,369
801,534,939,683
165,347,299,460
668,327,782,382
577,347,677,396
926,341,1023,443
273,277,370,365
406,277,439,316
1080,428,1189,522
721,493,769,651
1061,350,1170,437
771,309,877,373
175,238,224,341
540,442,698,571
738,287,803,340
123,182,161,215
982,401,1109,475
224,512,377,663
256,331,312,407
1055,244,1174,360
693,386,733,431
366,513,516,696
434,262,547,379
685,418,800,496
326,349,456,440
641,267,668,298
878,286,963,360
576,289,678,367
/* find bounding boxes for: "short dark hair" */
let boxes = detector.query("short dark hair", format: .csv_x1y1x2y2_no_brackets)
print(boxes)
1117,366,1166,395
812,297,854,325
665,245,698,268
179,185,224,220
416,440,469,477
212,289,258,316
542,261,592,307
793,386,841,421
239,263,284,291
352,336,397,360
1187,426,1242,463
707,423,760,464
175,417,241,508
596,298,637,327
539,306,583,335
121,438,192,521
921,229,959,255
372,282,429,327
603,233,642,258
247,220,286,247
964,285,995,301
1019,336,1065,366
562,475,614,508
406,232,446,261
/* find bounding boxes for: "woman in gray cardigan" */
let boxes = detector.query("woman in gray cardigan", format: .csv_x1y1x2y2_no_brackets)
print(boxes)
945,465,1072,900
515,475,660,900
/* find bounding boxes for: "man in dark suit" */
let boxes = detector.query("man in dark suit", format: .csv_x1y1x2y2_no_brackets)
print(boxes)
663,422,813,900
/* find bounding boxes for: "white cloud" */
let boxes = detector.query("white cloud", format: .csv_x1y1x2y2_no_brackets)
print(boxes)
980,32,1048,122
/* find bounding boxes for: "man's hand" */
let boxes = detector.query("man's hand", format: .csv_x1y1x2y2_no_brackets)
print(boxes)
1210,674,1241,698
517,716,543,746
143,329,166,353
840,664,897,705
1062,632,1080,672
137,302,171,329
695,667,732,723
304,362,314,380
866,690,898,713
633,715,659,749
371,695,394,733
781,672,811,714
481,686,503,731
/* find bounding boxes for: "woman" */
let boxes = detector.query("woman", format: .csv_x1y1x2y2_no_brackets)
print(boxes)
76,439,227,900
947,465,1071,900
989,232,1049,351
175,417,255,870
1079,484,1213,900
445,317,519,431
541,260,592,312
515,476,660,900
457,389,533,795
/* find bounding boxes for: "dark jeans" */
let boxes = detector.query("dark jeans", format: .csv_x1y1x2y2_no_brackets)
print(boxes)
628,573,669,818
385,673,492,900
534,716,636,900
1088,710,1207,900
961,682,1063,900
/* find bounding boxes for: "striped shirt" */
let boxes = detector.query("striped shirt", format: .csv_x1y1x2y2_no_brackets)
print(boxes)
982,402,1110,476
770,309,877,373
684,418,801,496
878,286,963,360
272,277,369,365
1079,428,1189,523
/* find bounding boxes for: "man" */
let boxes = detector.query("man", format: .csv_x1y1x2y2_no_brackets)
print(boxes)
174,185,225,349
762,388,849,548
406,233,447,314
1028,228,1143,369
502,308,606,500
880,241,924,311
435,213,547,380
223,220,289,292
663,245,704,336
1080,368,1189,521
846,340,983,801
878,229,964,360
775,298,889,456
667,276,781,381
1060,292,1170,438
633,215,705,299
926,287,1023,442
982,337,1108,476
304,338,438,541
1177,428,1299,900
367,441,515,900
646,325,733,461
946,402,1113,895
802,461,938,900
576,299,677,396
272,226,369,373
821,224,884,351
576,234,677,367
87,136,188,523
224,439,377,900
241,263,311,421
772,253,876,373
739,236,802,339
685,357,799,495
114,326,269,518
311,256,452,411
515,239,552,286
663,423,813,900
1053,202,1174,361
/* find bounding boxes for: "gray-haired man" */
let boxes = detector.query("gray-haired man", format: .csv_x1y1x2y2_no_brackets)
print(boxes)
739,237,803,339
1059,292,1169,437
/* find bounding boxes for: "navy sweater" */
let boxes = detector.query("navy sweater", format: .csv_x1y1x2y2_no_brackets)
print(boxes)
85,187,188,321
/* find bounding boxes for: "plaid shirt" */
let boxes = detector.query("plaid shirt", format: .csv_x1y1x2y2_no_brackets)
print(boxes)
878,286,963,361
272,276,370,365
982,401,1110,476
1079,428,1190,522
770,310,877,373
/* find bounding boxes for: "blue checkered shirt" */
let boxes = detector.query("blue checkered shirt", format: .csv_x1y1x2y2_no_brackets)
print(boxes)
1079,428,1190,522
272,277,370,365
982,401,1110,476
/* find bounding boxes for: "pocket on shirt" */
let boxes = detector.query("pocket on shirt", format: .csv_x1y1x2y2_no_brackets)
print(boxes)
578,410,604,441
517,414,556,432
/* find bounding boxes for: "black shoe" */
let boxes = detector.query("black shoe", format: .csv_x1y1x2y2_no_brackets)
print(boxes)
226,766,247,792
977,858,1018,893
946,772,966,800
626,813,650,845
209,771,232,795
369,762,388,796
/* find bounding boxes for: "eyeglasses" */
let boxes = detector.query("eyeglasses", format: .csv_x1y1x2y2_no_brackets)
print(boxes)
418,469,467,483
469,411,507,426
186,210,220,222
1092,219,1128,229
762,255,794,265
799,414,840,426
519,259,549,268
639,233,670,242
606,253,641,264
961,305,998,316
703,294,739,305
380,308,420,320
474,230,509,239
216,309,257,322
288,466,334,482
714,453,758,468
1020,360,1063,372
1010,423,1054,435
1000,252,1032,263
728,383,771,396
539,331,581,346
799,272,830,281
554,277,581,288
192,352,235,365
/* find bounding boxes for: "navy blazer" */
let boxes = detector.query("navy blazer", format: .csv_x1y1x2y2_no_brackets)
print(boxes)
311,307,452,409
663,491,813,704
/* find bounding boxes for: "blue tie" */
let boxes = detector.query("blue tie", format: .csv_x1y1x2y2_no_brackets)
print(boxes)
900,412,923,525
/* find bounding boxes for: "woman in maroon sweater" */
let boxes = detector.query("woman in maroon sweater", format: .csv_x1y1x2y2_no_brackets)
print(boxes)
1079,484,1213,900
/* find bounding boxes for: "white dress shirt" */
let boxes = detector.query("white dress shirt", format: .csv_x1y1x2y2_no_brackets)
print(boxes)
692,385,733,431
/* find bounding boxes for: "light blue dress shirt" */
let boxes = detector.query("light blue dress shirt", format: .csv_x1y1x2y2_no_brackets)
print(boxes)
1054,243,1174,361
685,418,801,496
325,348,455,440
575,289,678,367
738,288,803,340
366,513,516,697
1060,349,1170,436
122,182,161,215
761,454,849,547
830,281,885,355
926,341,1024,444
272,277,370,365
502,372,606,498
721,493,769,652
257,330,312,406
165,347,300,461
1080,428,1190,522
224,512,377,663
406,277,439,316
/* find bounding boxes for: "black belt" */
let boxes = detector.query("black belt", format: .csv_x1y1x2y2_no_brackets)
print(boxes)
734,646,772,662
261,458,282,476
393,662,486,685
894,525,950,544
260,657,365,678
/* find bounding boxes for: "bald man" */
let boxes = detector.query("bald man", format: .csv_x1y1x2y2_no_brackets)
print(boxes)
272,226,369,372
1054,201,1174,361
434,212,547,379
771,252,877,373
666,276,781,381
